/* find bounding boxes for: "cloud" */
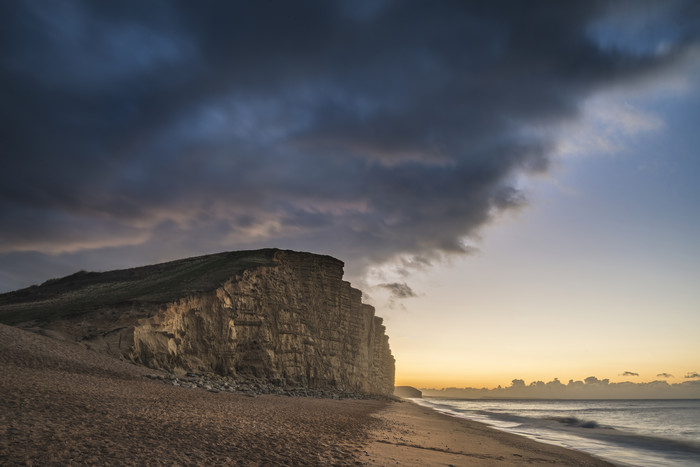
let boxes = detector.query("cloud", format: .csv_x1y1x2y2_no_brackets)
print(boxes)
511,379,526,388
657,373,674,378
422,375,700,399
377,282,418,300
0,1,698,291
584,376,609,385
621,371,639,377
552,97,666,158
685,372,700,379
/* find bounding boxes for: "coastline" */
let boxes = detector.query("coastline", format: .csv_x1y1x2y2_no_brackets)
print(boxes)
365,399,616,466
2,323,615,465
0,323,384,465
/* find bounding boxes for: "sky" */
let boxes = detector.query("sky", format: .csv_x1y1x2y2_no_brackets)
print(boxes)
1,0,699,390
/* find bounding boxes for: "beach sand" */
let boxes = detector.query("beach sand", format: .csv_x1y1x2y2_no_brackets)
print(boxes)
364,401,615,466
1,324,614,465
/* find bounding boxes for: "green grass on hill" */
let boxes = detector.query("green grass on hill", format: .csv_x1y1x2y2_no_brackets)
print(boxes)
0,249,279,325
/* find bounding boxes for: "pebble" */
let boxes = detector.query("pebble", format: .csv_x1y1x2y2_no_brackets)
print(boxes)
144,371,388,400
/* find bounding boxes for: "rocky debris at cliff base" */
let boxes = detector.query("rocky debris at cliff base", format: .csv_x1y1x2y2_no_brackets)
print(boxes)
144,372,396,400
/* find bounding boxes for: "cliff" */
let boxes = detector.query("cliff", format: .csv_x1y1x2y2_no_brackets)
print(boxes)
0,249,395,395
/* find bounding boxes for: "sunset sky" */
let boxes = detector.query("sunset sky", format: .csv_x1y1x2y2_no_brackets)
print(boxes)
1,1,699,389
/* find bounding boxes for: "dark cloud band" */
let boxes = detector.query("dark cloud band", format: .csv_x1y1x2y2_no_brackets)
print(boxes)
0,0,696,291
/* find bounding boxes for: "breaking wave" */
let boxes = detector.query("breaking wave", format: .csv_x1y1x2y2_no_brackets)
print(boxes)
412,398,700,466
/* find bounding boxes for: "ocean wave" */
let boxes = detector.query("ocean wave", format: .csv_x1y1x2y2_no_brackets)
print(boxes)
547,416,608,429
416,398,700,466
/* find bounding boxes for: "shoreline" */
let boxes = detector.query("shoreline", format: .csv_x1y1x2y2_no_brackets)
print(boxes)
0,324,385,465
2,323,615,465
365,399,616,466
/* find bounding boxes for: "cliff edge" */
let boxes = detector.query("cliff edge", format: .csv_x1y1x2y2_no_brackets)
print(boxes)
0,249,395,396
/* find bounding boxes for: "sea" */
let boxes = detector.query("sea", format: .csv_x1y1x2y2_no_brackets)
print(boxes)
414,398,700,466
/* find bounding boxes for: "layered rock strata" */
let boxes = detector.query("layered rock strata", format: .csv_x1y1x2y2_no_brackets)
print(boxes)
1,249,395,396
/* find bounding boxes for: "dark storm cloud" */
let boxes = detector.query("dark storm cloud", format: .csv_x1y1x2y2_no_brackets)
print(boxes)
377,283,418,300
0,0,697,290
621,371,640,377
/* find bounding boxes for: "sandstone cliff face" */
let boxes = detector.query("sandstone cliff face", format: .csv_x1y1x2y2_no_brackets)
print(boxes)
4,250,395,395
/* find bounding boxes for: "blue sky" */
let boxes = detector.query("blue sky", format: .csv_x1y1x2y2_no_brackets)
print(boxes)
382,62,700,387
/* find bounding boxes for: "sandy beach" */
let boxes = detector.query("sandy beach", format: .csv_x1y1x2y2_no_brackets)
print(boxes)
364,401,615,466
1,324,613,465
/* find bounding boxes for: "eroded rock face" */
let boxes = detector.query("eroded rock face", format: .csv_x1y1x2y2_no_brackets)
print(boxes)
19,250,395,395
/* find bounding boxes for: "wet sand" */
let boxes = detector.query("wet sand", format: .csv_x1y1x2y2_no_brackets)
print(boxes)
1,323,615,465
364,400,616,466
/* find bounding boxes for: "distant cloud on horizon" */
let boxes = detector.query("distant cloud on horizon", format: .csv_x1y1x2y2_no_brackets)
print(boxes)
421,376,700,399
621,371,640,377
685,372,700,379
657,373,674,379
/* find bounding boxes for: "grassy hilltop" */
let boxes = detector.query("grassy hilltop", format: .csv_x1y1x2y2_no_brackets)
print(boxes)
0,249,279,326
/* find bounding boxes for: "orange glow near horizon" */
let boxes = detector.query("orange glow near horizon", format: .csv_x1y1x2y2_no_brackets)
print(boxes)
366,196,700,394
394,370,696,390
389,331,700,390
